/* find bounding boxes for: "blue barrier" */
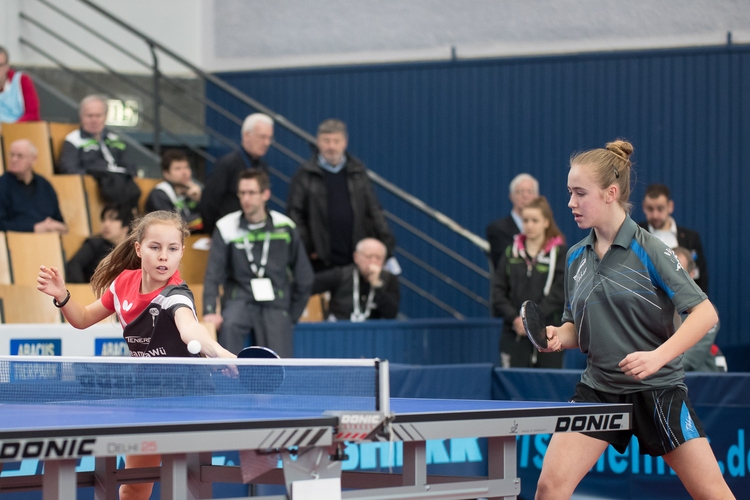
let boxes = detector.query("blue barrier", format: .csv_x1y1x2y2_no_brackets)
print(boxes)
295,318,502,365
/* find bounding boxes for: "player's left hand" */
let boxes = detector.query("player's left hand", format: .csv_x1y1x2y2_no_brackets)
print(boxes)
37,265,67,302
618,350,666,380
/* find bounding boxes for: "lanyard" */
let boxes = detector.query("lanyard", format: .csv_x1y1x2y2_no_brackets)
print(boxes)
351,269,376,322
243,229,271,278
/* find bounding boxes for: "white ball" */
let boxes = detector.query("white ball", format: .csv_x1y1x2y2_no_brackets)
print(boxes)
187,340,202,355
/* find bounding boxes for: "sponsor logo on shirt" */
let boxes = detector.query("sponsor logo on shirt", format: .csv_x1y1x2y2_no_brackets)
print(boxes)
574,257,587,284
122,300,133,311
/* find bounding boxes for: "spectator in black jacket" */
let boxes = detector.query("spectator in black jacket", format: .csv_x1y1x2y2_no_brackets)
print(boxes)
145,150,204,232
639,183,709,293
486,173,539,269
58,95,141,214
199,113,274,235
286,119,395,272
312,237,399,321
0,139,67,234
66,206,132,283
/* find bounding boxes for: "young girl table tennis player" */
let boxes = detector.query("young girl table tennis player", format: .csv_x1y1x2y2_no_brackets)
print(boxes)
37,210,235,500
536,140,734,499
493,195,566,368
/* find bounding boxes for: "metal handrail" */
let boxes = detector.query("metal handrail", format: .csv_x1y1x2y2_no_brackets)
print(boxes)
21,0,494,316
75,0,490,256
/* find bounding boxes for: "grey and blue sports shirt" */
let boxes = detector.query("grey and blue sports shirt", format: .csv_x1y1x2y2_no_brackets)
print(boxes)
562,216,707,393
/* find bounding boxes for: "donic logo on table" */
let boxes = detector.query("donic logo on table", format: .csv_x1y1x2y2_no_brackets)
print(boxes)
10,339,61,357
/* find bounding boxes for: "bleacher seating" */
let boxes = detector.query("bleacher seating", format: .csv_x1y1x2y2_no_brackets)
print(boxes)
5,232,65,286
0,233,10,285
180,234,211,284
83,174,107,234
0,122,55,178
48,122,78,167
48,174,91,236
0,284,61,324
135,177,161,213
299,294,325,322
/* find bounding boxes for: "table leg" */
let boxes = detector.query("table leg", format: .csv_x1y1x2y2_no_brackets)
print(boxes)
187,452,213,499
401,441,426,487
487,436,519,500
94,456,119,500
42,459,77,500
161,453,188,500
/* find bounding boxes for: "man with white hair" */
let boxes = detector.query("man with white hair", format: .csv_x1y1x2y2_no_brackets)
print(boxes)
312,237,400,321
0,139,67,233
486,173,539,268
59,94,140,213
200,113,274,234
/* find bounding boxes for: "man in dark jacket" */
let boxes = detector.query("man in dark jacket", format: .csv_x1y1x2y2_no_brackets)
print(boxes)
0,139,66,234
485,173,539,269
312,237,399,321
58,95,140,213
286,119,395,272
639,183,709,293
200,113,274,235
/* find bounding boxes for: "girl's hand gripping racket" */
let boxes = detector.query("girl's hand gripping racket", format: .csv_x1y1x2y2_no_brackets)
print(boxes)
237,346,285,392
521,300,550,351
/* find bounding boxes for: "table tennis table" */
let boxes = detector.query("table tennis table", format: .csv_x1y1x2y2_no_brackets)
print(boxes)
0,356,631,500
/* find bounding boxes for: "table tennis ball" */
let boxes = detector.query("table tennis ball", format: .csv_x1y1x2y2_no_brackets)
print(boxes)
187,340,202,355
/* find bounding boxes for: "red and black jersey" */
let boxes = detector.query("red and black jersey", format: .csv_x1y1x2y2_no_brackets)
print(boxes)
101,269,197,357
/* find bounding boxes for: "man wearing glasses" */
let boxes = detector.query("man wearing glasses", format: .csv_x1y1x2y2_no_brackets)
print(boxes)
203,168,313,357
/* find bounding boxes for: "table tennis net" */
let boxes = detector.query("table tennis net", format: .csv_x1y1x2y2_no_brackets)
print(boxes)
0,356,383,412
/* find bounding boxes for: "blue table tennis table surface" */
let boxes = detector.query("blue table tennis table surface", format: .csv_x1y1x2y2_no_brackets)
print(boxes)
0,397,607,435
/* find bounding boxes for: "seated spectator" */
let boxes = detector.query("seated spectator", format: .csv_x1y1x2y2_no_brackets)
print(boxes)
0,139,66,233
0,46,40,123
65,206,132,283
145,150,203,231
58,94,140,213
672,246,726,372
312,238,399,321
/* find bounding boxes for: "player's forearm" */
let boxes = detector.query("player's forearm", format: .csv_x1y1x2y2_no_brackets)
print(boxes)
178,320,232,358
556,322,579,349
655,299,717,364
59,299,97,329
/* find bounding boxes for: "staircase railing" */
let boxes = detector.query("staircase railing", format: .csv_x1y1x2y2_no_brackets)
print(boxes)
19,0,493,318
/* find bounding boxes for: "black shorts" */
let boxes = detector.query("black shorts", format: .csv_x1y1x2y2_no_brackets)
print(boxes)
570,382,706,457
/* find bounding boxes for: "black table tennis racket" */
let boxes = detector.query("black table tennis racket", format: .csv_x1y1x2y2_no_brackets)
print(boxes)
237,346,285,392
521,300,548,350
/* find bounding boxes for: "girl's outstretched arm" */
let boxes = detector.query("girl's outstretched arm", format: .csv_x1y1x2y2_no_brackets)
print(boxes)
174,307,236,358
37,265,111,328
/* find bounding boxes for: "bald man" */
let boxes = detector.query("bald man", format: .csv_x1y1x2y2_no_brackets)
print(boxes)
312,238,400,321
0,139,67,233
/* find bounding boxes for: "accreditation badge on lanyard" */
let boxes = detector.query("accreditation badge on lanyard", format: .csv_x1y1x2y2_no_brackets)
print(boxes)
243,230,275,302
350,269,376,322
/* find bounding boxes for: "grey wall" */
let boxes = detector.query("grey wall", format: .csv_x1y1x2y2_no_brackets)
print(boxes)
206,0,750,70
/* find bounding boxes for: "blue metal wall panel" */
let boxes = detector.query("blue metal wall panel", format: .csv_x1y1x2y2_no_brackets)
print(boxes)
294,319,502,365
206,44,750,356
